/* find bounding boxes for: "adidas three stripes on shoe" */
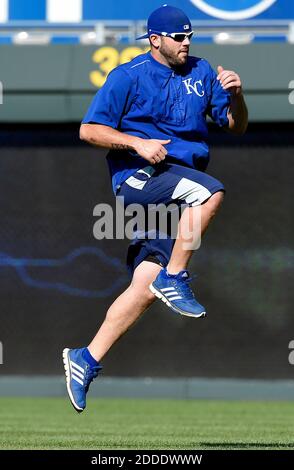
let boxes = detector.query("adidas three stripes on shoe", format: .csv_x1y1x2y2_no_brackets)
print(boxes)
150,268,206,318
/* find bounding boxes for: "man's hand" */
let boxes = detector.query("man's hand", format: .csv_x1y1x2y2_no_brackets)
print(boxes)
134,138,171,164
79,124,172,159
217,65,242,96
216,66,248,135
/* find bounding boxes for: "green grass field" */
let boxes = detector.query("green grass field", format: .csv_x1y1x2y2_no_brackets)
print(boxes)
0,397,294,450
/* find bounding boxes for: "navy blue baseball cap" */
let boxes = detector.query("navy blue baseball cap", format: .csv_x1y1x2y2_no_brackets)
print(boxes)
136,4,192,40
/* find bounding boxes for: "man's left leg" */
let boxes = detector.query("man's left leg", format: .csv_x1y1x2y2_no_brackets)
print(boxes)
146,166,225,318
150,192,224,318
167,191,224,274
119,163,225,318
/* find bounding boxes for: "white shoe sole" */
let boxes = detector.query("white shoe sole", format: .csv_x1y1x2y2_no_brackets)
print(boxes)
62,348,84,413
149,283,206,318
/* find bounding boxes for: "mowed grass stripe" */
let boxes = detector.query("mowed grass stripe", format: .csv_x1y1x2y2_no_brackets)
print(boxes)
0,398,294,450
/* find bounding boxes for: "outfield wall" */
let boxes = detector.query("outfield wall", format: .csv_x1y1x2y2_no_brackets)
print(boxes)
0,124,293,379
0,43,293,122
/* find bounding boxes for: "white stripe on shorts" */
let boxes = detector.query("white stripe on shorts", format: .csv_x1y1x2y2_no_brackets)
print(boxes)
125,175,147,190
171,177,212,206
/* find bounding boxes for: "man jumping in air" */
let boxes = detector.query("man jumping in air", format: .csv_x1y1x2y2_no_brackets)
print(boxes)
63,4,248,412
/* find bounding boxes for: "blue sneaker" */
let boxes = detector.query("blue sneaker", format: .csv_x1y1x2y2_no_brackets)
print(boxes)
149,269,206,318
62,347,102,413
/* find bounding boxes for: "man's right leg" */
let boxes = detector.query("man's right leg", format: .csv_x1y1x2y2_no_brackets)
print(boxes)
87,260,161,362
63,260,161,412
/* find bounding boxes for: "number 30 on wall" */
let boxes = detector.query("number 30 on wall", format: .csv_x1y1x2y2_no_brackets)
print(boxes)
90,46,149,88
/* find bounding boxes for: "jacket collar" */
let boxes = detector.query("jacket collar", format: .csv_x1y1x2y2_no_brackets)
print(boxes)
147,51,190,77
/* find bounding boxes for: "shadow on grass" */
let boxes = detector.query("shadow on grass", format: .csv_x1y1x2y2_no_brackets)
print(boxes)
201,442,294,449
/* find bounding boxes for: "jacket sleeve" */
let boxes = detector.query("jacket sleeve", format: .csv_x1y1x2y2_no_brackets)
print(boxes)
206,62,230,127
82,67,134,129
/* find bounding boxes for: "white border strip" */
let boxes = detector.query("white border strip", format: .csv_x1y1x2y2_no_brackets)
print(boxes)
190,0,277,21
0,0,8,23
47,0,82,23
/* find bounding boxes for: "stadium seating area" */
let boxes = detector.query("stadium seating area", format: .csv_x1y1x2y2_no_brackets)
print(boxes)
0,0,293,44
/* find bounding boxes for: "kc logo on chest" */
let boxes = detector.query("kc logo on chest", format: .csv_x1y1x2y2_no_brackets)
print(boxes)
182,78,205,97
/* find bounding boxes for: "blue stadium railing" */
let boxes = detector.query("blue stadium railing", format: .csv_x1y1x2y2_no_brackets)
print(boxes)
0,19,293,45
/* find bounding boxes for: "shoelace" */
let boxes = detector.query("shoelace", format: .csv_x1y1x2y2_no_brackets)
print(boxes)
171,275,196,301
84,365,102,392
